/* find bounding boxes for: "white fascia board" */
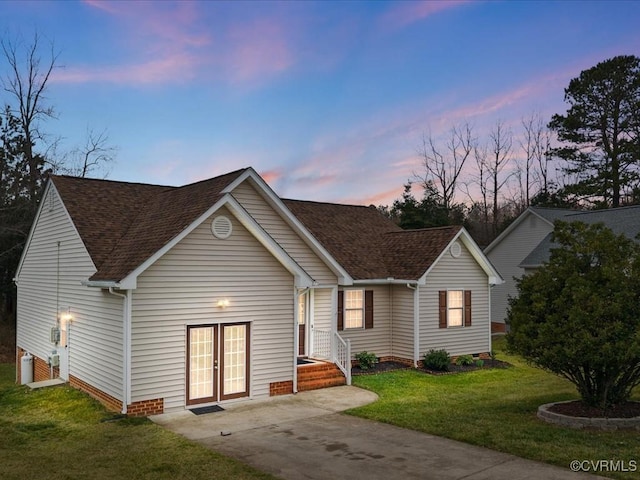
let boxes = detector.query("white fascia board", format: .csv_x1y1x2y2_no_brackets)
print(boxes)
225,196,313,287
484,208,544,254
225,168,353,285
120,194,313,289
419,228,504,286
15,180,97,281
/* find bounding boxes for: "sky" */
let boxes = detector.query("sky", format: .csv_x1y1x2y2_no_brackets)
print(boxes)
1,0,639,207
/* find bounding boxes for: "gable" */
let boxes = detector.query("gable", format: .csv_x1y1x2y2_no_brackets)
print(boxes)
15,182,95,281
230,179,339,284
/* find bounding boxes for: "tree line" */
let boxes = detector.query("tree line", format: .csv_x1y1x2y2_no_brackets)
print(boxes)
1,33,116,326
381,55,640,247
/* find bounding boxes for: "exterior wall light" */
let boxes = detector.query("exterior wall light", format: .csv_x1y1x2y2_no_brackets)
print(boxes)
217,299,230,309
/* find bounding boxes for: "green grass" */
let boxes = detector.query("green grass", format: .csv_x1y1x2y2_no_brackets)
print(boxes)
349,337,640,480
0,364,276,480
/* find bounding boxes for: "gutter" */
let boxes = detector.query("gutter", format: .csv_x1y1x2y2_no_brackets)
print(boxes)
354,278,420,285
406,283,420,367
108,287,131,415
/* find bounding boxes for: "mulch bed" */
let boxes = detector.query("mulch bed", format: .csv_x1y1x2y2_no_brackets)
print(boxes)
422,359,511,375
549,400,640,419
352,359,511,376
352,361,412,376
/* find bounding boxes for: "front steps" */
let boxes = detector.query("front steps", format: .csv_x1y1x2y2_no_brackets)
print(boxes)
297,361,346,391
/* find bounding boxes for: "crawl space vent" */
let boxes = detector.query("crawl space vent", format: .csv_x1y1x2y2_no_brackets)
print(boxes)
211,215,232,239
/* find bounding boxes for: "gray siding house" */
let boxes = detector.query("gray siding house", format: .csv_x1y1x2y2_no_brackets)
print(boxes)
15,167,501,415
485,205,640,332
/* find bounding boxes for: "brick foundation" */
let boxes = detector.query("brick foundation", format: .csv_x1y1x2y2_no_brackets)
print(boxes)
69,374,123,412
127,398,164,416
270,380,294,396
491,322,506,333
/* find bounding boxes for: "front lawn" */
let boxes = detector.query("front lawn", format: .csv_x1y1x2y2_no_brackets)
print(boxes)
349,337,640,480
0,363,275,480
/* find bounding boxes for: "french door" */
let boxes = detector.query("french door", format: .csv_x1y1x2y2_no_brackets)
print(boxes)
187,323,249,405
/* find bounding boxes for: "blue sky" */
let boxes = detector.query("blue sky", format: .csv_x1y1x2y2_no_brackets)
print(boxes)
2,1,639,206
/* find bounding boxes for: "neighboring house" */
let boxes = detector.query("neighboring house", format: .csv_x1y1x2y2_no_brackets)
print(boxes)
15,167,502,416
485,205,640,332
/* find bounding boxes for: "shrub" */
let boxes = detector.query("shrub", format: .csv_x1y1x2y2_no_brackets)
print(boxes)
507,221,640,410
475,359,484,368
455,355,474,366
355,351,378,370
489,350,497,361
423,349,450,371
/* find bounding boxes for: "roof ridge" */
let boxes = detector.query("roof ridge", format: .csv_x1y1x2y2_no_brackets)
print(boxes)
385,225,461,234
50,174,174,189
283,198,377,209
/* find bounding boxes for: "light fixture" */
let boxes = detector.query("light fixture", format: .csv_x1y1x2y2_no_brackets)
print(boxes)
217,299,230,309
59,307,73,323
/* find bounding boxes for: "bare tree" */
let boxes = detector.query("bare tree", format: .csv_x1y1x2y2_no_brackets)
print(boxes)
487,120,513,236
1,32,58,202
63,128,118,178
520,112,553,204
417,123,474,213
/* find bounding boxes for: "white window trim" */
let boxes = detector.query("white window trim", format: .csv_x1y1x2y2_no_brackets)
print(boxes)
447,290,464,328
344,289,365,330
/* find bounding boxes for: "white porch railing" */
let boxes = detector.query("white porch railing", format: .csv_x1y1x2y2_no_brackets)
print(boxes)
313,328,351,385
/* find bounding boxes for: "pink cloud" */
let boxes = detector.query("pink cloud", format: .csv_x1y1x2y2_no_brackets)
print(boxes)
380,0,473,31
52,52,198,85
259,168,284,185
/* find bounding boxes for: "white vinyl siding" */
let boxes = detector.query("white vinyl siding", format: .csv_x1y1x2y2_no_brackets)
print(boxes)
390,285,414,361
339,285,391,358
312,288,333,331
16,185,124,400
131,206,294,412
231,180,337,284
420,243,490,356
486,212,553,326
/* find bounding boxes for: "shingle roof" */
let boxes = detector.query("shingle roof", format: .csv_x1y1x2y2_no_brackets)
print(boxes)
283,200,460,280
51,169,248,282
529,206,578,223
520,205,640,267
52,170,465,283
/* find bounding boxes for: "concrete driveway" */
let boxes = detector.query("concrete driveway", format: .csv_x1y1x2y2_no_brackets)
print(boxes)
151,386,603,480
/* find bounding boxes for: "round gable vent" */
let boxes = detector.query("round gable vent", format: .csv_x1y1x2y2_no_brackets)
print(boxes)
211,216,232,239
450,241,462,258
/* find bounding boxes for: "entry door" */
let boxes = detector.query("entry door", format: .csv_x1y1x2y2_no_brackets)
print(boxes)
187,323,249,405
58,315,69,381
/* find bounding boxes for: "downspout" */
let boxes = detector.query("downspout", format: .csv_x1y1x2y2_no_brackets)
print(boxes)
406,283,419,367
109,287,131,414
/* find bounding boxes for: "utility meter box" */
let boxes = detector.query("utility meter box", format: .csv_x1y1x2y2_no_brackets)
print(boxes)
50,326,60,344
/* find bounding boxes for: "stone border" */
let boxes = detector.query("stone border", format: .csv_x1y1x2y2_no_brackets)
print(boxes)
538,401,640,430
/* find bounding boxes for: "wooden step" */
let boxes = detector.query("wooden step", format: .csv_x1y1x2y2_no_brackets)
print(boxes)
297,362,346,391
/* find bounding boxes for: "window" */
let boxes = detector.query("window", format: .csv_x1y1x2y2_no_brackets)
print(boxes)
338,290,374,331
439,290,472,328
447,291,464,327
344,290,364,329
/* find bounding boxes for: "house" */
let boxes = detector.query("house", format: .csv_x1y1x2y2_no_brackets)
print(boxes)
485,205,640,332
15,167,502,416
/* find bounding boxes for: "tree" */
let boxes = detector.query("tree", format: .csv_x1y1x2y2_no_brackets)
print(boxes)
549,55,640,208
519,112,554,205
507,221,640,410
1,32,58,204
417,123,474,217
62,127,117,178
389,182,460,229
487,120,514,237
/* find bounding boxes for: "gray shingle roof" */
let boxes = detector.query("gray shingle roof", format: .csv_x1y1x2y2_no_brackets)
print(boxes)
520,205,640,267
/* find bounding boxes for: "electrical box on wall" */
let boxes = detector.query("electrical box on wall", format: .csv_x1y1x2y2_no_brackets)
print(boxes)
49,353,60,367
50,326,60,344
